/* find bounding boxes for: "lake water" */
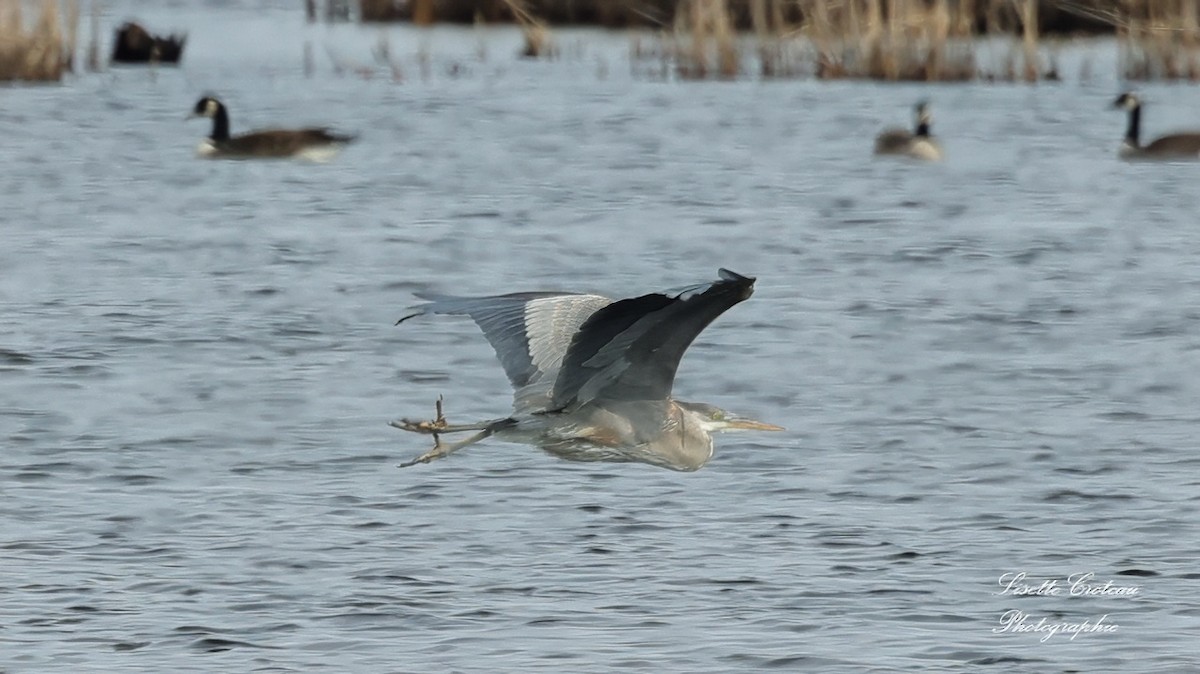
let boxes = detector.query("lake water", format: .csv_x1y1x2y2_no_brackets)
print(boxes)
3,1,1199,671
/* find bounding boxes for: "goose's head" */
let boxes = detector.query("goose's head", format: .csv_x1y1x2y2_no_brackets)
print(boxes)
1114,93,1140,111
915,101,933,125
191,96,223,119
913,101,934,137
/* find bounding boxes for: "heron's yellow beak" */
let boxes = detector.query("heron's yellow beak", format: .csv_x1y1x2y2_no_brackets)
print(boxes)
726,417,785,432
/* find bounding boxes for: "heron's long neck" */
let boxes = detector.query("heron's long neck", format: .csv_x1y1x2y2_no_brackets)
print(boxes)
1125,104,1140,147
666,403,714,471
210,107,230,141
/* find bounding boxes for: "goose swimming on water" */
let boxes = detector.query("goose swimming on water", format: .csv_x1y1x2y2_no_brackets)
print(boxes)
874,101,943,161
1113,93,1200,160
190,96,355,160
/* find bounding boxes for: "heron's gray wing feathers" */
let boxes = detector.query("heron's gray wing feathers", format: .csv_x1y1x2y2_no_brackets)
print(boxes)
397,292,613,413
551,269,755,410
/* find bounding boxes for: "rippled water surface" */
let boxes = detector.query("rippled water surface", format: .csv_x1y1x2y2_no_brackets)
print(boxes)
3,2,1200,671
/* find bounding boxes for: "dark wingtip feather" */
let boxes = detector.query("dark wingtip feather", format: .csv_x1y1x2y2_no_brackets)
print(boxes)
717,268,753,283
717,269,756,300
395,311,423,326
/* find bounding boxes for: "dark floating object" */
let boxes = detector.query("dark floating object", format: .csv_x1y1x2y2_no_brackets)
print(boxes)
111,21,186,64
190,96,356,160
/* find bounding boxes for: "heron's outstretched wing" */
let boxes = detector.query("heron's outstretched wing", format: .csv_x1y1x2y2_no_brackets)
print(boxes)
550,269,755,410
397,292,613,413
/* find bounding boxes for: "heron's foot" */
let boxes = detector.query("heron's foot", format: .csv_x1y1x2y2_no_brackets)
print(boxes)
398,435,450,468
389,395,448,434
389,418,446,434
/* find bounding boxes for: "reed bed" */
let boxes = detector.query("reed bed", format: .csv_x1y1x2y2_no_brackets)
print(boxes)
351,0,1200,82
668,0,739,79
0,0,78,82
800,0,976,81
1118,0,1200,80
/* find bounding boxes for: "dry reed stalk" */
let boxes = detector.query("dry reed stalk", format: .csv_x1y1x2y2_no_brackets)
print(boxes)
859,0,884,77
84,0,97,71
928,0,952,80
750,0,795,76
1019,0,1039,81
710,0,738,78
498,0,556,58
670,0,738,79
750,0,771,74
0,0,76,82
953,0,974,34
807,0,842,77
1183,0,1200,77
371,31,405,80
63,0,76,61
411,0,434,26
883,0,902,79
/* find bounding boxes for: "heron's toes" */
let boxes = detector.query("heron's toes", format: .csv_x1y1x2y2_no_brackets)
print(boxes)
391,396,450,434
398,452,434,468
398,436,448,468
389,418,447,434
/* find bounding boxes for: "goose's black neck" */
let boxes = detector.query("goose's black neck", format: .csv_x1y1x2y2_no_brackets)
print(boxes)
1125,103,1141,147
915,121,931,138
209,105,230,141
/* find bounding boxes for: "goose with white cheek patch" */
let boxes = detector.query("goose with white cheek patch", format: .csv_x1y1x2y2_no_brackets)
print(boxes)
190,96,355,161
1113,92,1200,161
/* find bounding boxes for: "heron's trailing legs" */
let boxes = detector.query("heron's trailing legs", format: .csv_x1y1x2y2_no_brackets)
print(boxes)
390,396,497,435
396,428,497,467
391,396,509,467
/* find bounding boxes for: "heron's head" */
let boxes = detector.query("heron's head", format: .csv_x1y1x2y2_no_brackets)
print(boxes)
1114,93,1140,111
677,401,785,433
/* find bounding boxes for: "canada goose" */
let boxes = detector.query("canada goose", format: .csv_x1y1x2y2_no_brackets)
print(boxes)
111,22,186,64
190,96,355,160
1113,93,1200,160
874,101,943,161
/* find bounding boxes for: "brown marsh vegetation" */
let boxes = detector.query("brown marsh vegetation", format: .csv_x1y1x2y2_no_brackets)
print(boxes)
346,0,1200,82
629,0,1051,81
0,0,78,82
1117,0,1200,80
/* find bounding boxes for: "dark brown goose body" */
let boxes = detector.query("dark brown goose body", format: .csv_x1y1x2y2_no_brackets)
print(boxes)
1114,93,1200,160
191,97,355,160
203,128,356,159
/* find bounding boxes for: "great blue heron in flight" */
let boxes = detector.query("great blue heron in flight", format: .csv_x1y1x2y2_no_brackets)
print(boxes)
391,268,783,471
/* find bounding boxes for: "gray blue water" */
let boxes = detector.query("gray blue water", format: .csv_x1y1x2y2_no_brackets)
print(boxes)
3,2,1199,671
